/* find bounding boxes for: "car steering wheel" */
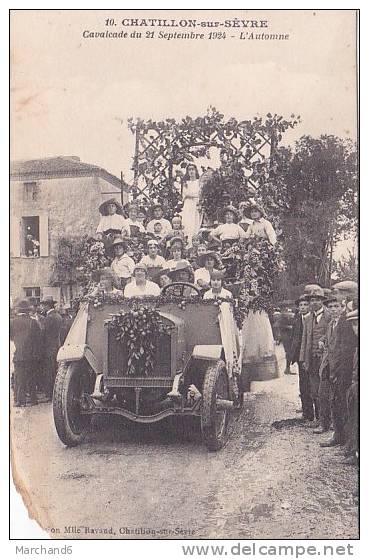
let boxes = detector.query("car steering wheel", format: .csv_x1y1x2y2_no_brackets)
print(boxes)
161,282,201,297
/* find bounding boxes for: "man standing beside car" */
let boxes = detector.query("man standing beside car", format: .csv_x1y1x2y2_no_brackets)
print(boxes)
40,296,63,401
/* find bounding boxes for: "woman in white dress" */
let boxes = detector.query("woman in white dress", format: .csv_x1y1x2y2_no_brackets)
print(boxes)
181,163,203,246
240,203,279,381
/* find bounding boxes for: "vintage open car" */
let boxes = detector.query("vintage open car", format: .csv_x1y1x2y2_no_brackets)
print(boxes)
53,283,244,451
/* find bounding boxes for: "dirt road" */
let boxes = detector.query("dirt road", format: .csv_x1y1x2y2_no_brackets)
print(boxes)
11,353,358,540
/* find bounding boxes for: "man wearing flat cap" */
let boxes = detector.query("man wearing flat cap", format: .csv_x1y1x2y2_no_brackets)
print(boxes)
300,286,331,425
289,294,311,419
320,280,358,447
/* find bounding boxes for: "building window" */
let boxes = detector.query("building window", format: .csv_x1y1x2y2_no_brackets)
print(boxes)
23,181,39,201
23,287,41,305
11,213,49,258
22,216,40,257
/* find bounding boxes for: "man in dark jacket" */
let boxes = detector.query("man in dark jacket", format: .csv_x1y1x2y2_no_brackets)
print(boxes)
343,309,358,464
300,286,331,426
40,296,63,401
320,281,358,447
289,294,311,419
10,298,42,406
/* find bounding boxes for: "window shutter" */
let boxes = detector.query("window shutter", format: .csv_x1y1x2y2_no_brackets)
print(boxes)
39,213,49,256
10,215,21,257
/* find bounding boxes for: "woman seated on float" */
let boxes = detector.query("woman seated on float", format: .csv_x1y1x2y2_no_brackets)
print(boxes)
243,201,277,246
166,261,197,298
194,250,222,289
89,268,123,296
203,270,233,300
110,237,135,289
139,239,166,279
124,202,146,236
208,206,246,246
123,263,161,298
165,237,190,269
96,198,128,240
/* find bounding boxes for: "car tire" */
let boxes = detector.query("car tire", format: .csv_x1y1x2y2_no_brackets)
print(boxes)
53,361,94,447
201,359,230,451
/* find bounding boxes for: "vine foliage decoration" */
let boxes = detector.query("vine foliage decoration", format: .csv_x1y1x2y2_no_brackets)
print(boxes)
222,238,282,321
128,107,300,219
106,305,174,377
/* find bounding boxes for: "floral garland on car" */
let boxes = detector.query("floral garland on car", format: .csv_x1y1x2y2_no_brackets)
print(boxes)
106,305,175,377
221,237,282,319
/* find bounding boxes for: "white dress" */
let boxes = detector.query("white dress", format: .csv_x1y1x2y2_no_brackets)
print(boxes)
181,179,203,245
241,311,276,364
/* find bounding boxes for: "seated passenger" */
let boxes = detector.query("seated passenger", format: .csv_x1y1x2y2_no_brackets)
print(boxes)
124,263,161,298
166,261,197,297
155,268,172,288
139,239,166,279
124,202,146,236
110,237,135,289
89,268,122,296
209,206,246,246
146,204,172,237
203,270,233,300
96,199,128,240
243,202,277,246
166,237,190,269
194,251,221,289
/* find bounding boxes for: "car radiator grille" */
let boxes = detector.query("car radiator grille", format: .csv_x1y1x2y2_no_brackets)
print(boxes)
106,329,172,379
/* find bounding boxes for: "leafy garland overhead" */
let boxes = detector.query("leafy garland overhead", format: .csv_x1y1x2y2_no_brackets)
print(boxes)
128,107,300,220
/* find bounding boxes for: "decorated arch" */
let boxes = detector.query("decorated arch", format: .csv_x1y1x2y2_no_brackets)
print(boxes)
128,106,300,219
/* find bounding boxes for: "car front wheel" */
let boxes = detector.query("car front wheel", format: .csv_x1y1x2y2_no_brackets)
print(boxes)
201,359,230,451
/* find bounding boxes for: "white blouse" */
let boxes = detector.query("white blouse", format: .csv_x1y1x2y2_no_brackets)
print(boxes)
212,223,246,241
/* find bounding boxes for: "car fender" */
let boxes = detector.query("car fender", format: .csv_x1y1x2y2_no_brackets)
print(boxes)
192,345,224,361
57,344,101,376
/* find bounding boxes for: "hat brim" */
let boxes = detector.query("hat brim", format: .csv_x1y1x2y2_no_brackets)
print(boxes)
222,207,239,222
305,294,326,300
99,199,123,216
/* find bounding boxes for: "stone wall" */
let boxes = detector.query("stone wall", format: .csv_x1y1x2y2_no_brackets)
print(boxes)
10,175,125,302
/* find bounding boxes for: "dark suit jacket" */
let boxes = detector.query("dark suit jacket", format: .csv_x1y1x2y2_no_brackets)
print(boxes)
329,311,357,386
289,313,303,364
299,307,331,371
43,310,63,357
10,314,42,362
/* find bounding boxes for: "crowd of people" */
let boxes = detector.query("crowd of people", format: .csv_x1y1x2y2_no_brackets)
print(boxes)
10,296,73,407
276,282,359,467
10,162,359,472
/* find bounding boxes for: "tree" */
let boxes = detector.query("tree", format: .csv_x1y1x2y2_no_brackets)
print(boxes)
332,249,358,282
257,135,357,286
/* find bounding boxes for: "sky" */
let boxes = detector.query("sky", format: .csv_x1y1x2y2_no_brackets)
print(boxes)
11,10,357,178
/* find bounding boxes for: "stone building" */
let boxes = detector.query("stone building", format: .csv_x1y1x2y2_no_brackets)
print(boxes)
10,156,129,306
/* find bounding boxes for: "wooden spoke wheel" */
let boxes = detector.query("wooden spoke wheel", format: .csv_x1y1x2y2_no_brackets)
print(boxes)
53,361,95,447
201,360,230,451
